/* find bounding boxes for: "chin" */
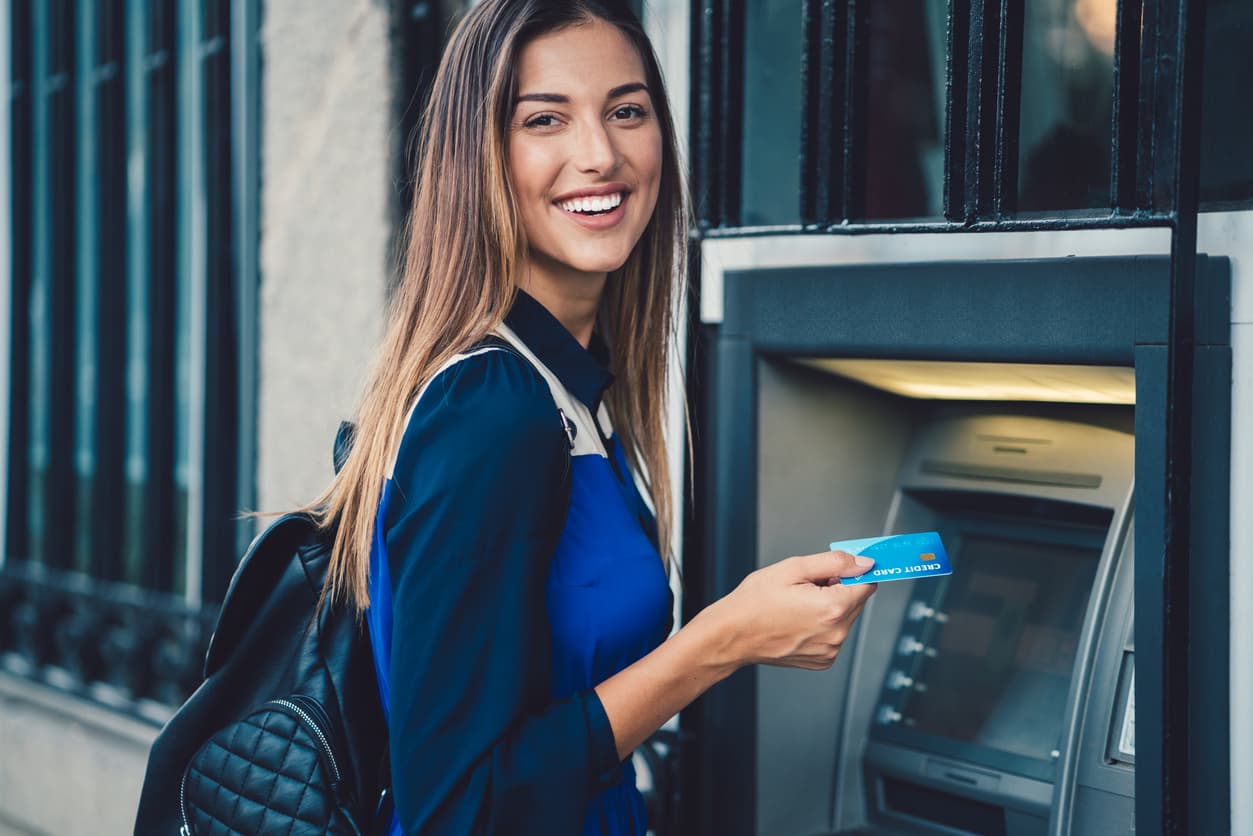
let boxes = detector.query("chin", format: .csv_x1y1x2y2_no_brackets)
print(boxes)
564,250,635,275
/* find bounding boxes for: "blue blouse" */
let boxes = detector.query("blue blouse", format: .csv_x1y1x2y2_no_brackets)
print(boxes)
366,291,673,835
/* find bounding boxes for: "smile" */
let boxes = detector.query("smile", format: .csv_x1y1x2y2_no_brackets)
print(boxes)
556,192,625,216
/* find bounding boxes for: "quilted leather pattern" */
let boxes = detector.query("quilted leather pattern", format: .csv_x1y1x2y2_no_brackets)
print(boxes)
134,515,387,835
182,702,360,835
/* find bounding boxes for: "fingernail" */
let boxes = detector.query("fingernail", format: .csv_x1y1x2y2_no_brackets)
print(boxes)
854,555,874,568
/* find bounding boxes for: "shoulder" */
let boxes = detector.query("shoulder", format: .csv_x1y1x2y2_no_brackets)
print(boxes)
392,342,567,478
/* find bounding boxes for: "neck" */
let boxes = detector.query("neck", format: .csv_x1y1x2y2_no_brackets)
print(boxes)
517,257,606,348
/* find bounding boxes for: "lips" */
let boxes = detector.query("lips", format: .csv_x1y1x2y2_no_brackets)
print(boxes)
552,182,631,202
555,191,629,230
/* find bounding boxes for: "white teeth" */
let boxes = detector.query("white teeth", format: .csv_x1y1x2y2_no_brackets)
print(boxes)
558,192,623,214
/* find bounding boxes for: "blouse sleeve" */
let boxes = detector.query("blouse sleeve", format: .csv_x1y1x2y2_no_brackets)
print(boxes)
383,348,622,835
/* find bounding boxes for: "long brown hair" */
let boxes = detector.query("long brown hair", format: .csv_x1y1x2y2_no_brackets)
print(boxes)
309,0,688,612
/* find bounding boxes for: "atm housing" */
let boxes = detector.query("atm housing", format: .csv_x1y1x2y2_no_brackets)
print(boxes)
688,256,1231,836
754,363,1134,836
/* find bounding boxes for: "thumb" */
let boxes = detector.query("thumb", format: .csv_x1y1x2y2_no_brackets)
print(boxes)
787,550,875,583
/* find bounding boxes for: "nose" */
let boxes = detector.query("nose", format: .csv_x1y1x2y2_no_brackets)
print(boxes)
573,118,621,175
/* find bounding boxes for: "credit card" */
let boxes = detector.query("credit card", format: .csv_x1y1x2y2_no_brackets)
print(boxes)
831,531,952,585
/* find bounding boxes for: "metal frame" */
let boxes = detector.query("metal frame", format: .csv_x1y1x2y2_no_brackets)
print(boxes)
90,0,129,582
691,0,743,229
697,0,1222,234
179,0,206,604
1,0,21,570
197,0,238,603
392,0,444,274
43,0,80,573
142,0,179,592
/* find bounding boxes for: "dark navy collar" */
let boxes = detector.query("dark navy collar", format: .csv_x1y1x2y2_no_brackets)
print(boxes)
505,290,614,412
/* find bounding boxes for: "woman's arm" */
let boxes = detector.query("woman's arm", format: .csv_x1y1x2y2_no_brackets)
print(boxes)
385,351,617,835
596,551,877,760
385,348,878,830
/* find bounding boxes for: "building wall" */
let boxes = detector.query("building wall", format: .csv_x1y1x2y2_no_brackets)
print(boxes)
1198,210,1253,836
0,673,156,836
257,0,392,513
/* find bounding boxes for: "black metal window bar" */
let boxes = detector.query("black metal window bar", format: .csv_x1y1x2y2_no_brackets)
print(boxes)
694,0,1214,233
392,0,446,282
1,1,247,720
688,1,1217,835
200,0,238,604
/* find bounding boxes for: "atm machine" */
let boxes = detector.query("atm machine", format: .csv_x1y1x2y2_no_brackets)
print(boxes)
827,407,1136,836
744,361,1136,836
683,255,1230,836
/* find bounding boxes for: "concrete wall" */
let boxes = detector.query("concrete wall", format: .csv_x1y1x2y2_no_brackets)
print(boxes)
257,0,393,512
0,673,156,836
1198,210,1253,836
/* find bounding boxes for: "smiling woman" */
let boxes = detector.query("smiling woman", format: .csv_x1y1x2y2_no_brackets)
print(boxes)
291,2,880,835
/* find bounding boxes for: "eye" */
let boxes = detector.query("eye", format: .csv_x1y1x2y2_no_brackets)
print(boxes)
523,113,561,129
610,104,648,122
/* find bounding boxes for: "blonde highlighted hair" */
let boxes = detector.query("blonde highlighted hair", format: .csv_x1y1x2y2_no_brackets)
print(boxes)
308,0,689,612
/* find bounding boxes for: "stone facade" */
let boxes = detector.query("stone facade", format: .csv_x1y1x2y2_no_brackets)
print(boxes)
0,673,156,835
257,0,393,512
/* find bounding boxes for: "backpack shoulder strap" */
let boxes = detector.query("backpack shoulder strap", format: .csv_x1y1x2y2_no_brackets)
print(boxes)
492,323,590,456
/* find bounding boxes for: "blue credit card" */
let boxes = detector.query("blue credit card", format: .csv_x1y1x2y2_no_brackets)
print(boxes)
831,531,953,585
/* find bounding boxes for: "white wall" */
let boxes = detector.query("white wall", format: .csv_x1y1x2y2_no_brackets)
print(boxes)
0,673,156,835
257,0,392,512
1197,210,1253,836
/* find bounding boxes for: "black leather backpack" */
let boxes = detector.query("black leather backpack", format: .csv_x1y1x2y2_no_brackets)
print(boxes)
132,509,388,835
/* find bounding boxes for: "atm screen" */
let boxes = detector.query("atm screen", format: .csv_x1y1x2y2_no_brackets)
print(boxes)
886,529,1102,768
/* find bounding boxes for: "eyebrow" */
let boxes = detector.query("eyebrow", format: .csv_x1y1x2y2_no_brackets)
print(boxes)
515,82,650,105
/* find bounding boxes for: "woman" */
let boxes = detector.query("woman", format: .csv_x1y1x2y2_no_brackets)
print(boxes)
313,1,878,833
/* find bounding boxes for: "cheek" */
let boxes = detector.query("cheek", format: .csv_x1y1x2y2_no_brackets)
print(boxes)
508,139,551,206
635,131,665,210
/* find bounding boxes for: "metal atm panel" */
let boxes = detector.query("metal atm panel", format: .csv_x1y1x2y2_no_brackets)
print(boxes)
691,255,1229,836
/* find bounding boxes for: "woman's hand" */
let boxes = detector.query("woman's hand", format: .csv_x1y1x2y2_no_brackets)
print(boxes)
595,550,876,759
698,551,878,672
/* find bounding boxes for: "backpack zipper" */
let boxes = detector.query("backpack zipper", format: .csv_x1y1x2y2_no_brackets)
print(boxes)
273,696,343,784
179,770,190,834
178,696,344,835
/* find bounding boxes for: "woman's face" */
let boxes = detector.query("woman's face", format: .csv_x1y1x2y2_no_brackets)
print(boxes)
508,18,663,286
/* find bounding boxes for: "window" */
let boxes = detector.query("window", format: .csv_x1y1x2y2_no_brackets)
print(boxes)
859,0,947,220
697,0,1228,230
740,0,804,226
1199,0,1253,207
2,0,253,715
1017,0,1116,213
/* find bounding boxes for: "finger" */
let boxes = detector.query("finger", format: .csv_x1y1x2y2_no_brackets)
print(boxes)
815,583,876,629
827,579,878,609
786,550,875,582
